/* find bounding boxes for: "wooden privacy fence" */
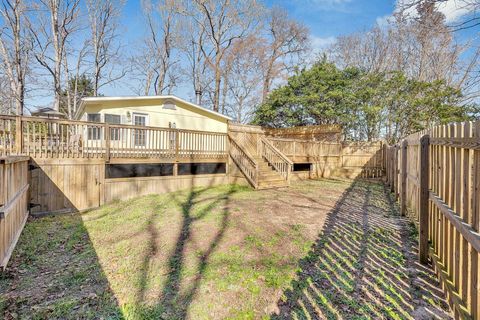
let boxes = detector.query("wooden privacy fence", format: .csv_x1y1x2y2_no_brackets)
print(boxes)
385,121,480,319
0,115,227,160
0,156,29,269
270,138,384,177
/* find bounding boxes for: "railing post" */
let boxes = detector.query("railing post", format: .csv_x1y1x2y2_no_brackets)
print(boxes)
401,140,408,216
105,123,110,161
15,116,23,154
175,128,179,161
293,141,296,161
419,134,430,264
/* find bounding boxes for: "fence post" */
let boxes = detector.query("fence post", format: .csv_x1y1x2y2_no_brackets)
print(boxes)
419,134,430,264
401,140,408,216
391,146,396,193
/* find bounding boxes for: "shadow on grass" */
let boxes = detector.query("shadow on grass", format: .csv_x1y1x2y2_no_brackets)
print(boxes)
128,175,243,319
272,179,452,320
0,213,122,319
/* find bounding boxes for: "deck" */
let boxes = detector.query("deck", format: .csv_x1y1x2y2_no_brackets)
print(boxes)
0,115,228,162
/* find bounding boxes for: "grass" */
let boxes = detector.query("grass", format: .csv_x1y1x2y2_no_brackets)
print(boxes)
1,179,452,319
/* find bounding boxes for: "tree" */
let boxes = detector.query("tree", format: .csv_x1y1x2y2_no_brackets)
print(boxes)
0,0,30,115
29,0,81,112
59,74,95,116
131,0,179,96
184,0,262,112
253,60,358,129
260,7,309,102
224,36,263,122
85,0,125,96
329,1,478,102
253,59,474,142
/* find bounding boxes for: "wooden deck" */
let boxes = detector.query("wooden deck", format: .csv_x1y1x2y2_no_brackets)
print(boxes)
0,115,228,162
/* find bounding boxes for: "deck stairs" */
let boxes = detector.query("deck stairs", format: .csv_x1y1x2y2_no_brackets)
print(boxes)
228,133,292,190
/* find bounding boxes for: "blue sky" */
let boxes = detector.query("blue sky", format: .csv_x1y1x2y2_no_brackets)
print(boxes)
264,0,395,48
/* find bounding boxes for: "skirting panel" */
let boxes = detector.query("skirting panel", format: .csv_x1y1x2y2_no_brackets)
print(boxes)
104,174,231,203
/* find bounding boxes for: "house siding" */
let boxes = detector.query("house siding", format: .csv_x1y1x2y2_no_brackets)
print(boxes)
79,98,228,133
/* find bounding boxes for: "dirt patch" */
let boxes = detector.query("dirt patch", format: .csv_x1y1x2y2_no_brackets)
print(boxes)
272,180,452,320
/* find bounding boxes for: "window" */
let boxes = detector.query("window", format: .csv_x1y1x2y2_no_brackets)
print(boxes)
178,163,226,175
293,163,311,172
106,163,174,178
87,113,101,140
104,114,121,140
133,113,147,146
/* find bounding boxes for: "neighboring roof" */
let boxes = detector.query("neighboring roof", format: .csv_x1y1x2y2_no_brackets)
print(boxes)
31,107,66,118
75,95,232,121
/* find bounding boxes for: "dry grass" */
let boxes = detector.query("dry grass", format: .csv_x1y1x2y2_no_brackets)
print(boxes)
0,178,452,319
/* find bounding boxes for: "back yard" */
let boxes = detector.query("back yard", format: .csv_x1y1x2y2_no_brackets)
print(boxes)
0,179,452,320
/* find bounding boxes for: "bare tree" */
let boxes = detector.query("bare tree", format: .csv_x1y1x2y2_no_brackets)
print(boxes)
131,0,179,96
224,36,263,122
260,7,309,102
29,0,81,112
184,0,262,112
86,0,125,96
329,3,476,97
177,3,210,105
0,0,30,115
61,40,88,118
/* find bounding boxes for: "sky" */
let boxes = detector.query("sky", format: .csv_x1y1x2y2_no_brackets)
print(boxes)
27,0,478,111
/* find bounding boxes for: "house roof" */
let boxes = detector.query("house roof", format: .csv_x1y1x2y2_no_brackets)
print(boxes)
76,95,232,121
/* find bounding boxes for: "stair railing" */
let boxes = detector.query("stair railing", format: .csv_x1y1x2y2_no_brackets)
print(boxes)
260,137,293,182
228,134,259,188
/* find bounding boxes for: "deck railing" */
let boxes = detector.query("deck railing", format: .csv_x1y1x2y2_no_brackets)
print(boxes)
228,134,258,187
268,137,342,159
260,137,292,181
0,115,227,160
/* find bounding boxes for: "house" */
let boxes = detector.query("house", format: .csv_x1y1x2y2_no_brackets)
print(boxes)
75,95,231,133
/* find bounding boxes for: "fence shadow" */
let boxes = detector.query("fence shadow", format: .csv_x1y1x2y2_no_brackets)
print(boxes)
271,179,452,320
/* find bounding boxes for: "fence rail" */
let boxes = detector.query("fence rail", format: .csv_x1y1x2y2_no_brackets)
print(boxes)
385,121,480,319
0,115,228,160
0,156,29,269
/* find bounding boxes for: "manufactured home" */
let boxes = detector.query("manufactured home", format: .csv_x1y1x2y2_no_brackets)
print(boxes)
74,95,230,132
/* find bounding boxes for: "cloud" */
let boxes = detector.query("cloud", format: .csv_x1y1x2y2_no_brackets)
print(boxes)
377,0,476,28
376,14,394,28
404,0,476,23
310,35,337,51
436,0,475,23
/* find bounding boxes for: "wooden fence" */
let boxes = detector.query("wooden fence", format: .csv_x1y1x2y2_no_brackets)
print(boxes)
0,156,29,269
1,115,227,160
385,121,480,319
270,138,384,178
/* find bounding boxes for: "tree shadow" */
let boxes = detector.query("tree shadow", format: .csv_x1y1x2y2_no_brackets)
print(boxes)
271,178,452,320
132,175,243,318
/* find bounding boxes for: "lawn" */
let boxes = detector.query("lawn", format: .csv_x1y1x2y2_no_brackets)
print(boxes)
1,179,452,319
